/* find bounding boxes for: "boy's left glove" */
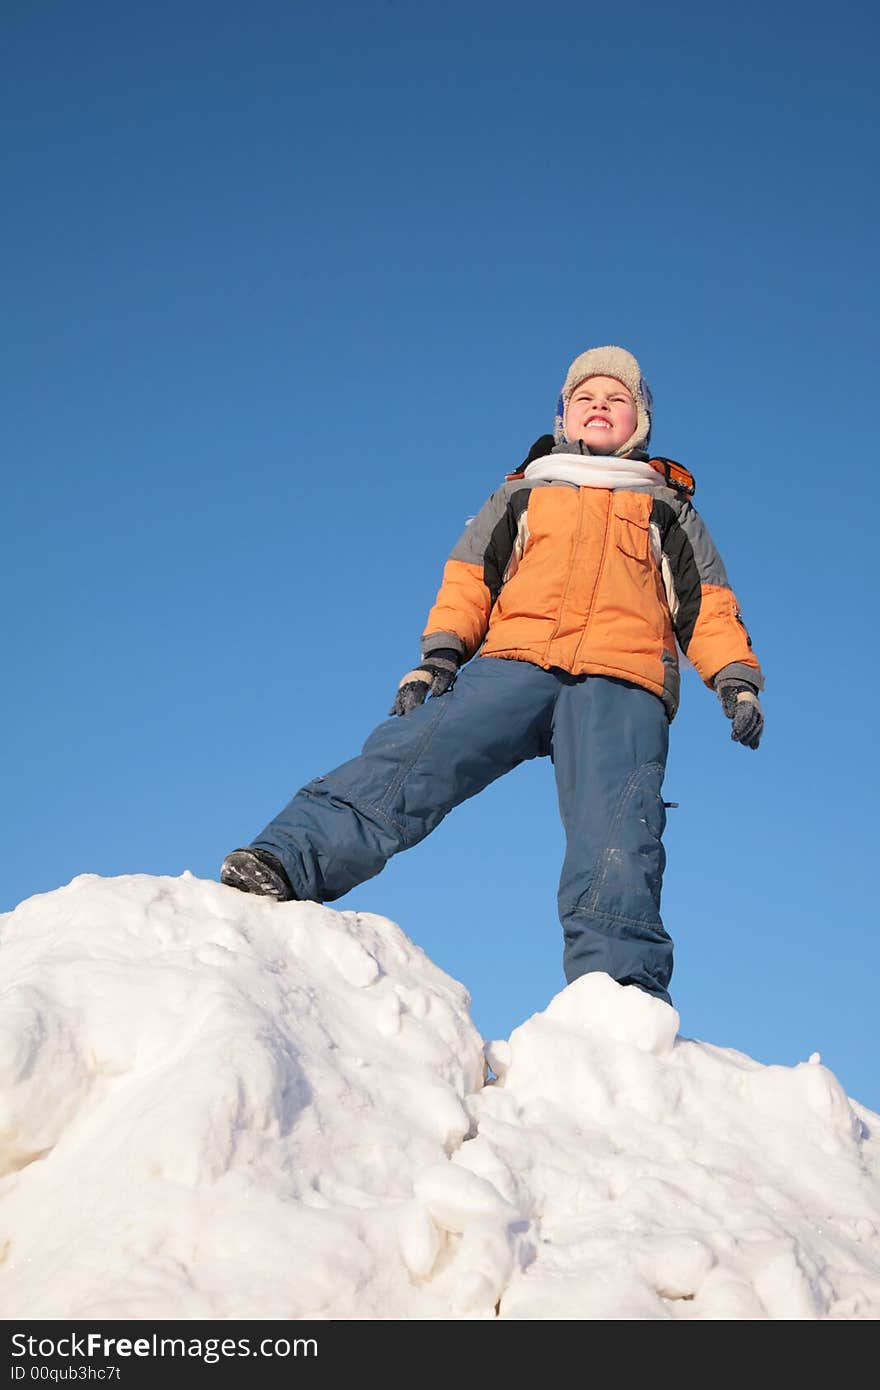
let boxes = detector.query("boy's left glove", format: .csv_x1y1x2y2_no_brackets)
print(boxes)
716,677,764,750
390,650,461,717
521,434,555,469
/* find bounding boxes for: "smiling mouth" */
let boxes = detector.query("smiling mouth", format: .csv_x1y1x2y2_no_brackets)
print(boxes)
585,419,611,429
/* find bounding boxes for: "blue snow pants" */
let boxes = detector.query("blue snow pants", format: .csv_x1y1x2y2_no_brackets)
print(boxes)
252,656,673,1002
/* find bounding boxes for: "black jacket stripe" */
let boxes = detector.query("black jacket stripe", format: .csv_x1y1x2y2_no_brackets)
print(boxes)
484,488,530,602
652,498,702,652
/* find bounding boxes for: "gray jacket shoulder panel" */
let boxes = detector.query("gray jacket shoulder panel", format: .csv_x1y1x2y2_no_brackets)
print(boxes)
447,480,536,567
665,495,730,587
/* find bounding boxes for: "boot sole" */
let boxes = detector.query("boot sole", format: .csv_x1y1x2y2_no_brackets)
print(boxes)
220,851,292,900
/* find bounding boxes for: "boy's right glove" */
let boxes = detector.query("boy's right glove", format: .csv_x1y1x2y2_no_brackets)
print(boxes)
715,677,764,750
390,649,461,717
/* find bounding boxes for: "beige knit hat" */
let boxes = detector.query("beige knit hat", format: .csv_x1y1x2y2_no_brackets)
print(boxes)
554,345,653,454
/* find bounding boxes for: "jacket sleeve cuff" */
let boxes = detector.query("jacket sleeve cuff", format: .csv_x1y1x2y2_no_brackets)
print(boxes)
713,661,764,692
422,631,467,661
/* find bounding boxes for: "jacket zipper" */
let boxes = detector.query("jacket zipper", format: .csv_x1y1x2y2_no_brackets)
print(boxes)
571,491,613,669
542,488,585,662
543,487,607,665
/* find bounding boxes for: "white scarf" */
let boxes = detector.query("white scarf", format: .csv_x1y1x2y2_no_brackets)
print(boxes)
523,452,662,490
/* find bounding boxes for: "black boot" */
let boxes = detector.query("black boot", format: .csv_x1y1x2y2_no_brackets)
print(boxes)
220,847,295,901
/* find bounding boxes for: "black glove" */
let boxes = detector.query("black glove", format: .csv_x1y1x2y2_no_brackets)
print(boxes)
716,677,764,750
521,434,555,470
390,650,460,717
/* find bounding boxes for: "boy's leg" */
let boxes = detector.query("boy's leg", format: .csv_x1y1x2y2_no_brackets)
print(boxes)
552,675,673,1003
250,657,556,902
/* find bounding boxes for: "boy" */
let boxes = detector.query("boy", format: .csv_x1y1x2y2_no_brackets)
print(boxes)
221,346,763,1005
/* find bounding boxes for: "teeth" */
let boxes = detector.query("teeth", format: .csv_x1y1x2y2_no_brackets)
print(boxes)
586,420,610,427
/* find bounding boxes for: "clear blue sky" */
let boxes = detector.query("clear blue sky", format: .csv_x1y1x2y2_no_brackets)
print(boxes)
4,1,879,1112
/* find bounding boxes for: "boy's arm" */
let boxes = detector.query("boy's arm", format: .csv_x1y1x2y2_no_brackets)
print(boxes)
389,484,519,717
421,483,522,662
658,496,764,692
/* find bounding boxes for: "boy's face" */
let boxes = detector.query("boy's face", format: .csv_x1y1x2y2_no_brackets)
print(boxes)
565,375,638,454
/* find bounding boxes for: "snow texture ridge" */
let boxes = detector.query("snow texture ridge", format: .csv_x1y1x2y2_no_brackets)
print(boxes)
1,873,878,1320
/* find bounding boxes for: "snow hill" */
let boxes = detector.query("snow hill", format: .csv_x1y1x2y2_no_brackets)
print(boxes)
1,873,878,1320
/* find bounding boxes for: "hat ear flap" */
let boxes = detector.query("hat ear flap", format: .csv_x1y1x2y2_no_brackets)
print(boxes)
554,390,566,443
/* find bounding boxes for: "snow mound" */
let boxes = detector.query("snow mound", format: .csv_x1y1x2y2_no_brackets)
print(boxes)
1,873,878,1320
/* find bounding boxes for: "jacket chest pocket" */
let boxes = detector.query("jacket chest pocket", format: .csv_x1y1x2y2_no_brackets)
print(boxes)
613,492,651,561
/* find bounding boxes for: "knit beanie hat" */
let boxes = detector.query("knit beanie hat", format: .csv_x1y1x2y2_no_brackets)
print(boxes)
554,345,653,455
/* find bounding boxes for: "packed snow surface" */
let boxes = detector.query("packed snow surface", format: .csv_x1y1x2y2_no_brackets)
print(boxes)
1,873,878,1320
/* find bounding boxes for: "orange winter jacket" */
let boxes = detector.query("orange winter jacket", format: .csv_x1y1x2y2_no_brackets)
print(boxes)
419,450,763,720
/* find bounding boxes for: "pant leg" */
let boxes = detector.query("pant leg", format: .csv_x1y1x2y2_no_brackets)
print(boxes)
552,675,673,1002
252,656,556,902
